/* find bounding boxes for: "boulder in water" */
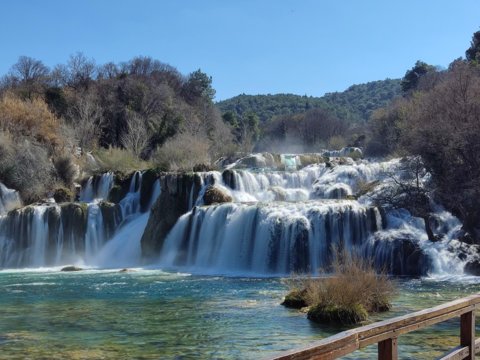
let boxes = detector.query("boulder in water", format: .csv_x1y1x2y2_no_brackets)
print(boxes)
464,261,480,276
307,303,368,325
281,289,307,309
203,186,233,205
60,265,83,272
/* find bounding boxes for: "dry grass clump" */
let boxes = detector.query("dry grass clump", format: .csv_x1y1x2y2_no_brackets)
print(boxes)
282,248,396,325
87,147,151,175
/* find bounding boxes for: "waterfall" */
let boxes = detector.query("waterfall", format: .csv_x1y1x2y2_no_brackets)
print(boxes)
155,157,475,276
0,182,21,215
0,172,160,268
79,172,114,202
0,153,476,275
159,200,382,275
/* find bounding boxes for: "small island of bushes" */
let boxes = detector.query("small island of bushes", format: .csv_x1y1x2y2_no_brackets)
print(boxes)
282,249,396,326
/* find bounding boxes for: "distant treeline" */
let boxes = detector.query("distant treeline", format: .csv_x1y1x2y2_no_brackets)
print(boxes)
217,79,402,124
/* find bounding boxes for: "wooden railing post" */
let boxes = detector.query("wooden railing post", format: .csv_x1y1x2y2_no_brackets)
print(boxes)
378,337,398,360
460,310,475,360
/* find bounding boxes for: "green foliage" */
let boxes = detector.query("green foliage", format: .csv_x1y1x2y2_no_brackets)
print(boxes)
466,30,480,63
217,79,401,125
181,69,216,104
401,60,436,93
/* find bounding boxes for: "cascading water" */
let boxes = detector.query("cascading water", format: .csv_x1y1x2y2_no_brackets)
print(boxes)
157,155,476,276
160,201,382,275
0,151,476,276
0,182,21,215
79,172,114,202
0,171,161,268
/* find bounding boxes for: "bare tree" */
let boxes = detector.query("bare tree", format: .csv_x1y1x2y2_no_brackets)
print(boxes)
10,56,49,84
121,111,149,156
66,52,96,89
5,56,50,98
68,92,103,150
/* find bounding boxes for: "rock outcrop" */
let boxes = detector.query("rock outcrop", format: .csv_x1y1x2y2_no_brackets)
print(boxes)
140,173,203,260
203,186,232,205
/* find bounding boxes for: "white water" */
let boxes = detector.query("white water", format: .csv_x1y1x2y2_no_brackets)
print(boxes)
160,200,381,275
0,182,21,215
0,172,161,269
0,154,476,276
79,172,114,202
158,157,474,276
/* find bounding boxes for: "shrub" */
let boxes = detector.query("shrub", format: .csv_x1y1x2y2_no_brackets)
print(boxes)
0,132,55,203
87,147,150,175
152,132,211,171
53,186,74,203
53,155,77,185
283,248,396,325
0,93,63,152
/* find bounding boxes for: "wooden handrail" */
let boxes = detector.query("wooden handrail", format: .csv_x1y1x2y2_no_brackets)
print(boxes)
270,293,480,360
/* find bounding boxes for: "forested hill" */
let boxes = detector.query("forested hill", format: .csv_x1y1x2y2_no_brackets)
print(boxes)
217,78,401,123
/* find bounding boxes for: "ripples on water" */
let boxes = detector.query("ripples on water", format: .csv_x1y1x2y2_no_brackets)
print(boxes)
0,269,479,359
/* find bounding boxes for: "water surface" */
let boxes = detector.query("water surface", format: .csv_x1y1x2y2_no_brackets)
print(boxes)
0,269,479,359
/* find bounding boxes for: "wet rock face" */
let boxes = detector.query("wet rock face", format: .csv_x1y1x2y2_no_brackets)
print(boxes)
140,173,203,259
139,169,158,212
203,186,233,206
221,169,236,189
108,175,131,204
370,235,432,277
464,261,480,276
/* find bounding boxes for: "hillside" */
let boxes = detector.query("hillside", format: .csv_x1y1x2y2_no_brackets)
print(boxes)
217,78,401,123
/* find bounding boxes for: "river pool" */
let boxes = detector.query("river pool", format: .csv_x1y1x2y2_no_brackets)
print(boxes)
0,269,479,359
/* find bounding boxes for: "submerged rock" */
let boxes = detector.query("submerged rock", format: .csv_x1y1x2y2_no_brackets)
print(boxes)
203,186,233,205
60,266,83,272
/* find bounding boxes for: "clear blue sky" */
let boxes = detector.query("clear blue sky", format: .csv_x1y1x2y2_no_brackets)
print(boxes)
0,0,479,100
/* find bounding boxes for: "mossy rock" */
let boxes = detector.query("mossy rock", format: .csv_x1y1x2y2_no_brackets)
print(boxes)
53,187,74,203
298,154,325,168
99,201,122,239
307,303,368,325
281,289,307,309
203,185,233,205
61,265,83,272
108,173,132,204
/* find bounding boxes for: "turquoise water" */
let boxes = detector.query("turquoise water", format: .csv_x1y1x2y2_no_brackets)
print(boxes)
1,269,479,359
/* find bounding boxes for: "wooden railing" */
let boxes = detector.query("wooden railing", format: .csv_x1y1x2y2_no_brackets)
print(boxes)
270,294,480,360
